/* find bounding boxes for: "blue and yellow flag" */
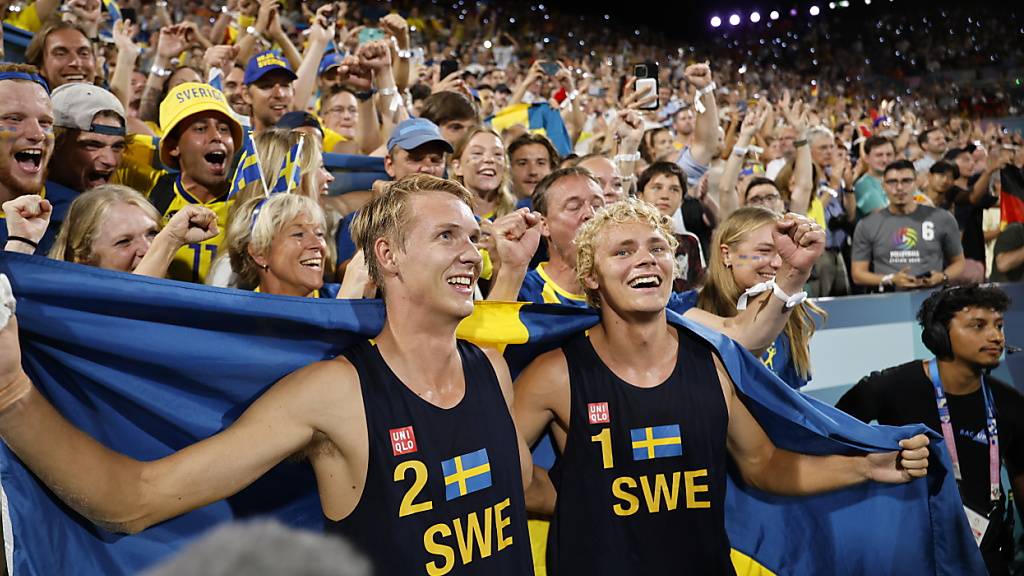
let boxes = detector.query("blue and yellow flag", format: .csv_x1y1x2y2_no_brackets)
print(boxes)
0,253,986,575
487,102,573,157
442,448,492,501
103,0,121,21
228,134,264,198
630,425,682,461
270,135,304,194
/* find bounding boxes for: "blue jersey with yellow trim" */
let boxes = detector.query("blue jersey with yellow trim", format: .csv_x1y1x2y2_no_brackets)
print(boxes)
158,177,232,283
547,328,733,575
518,262,587,307
760,332,808,389
326,339,533,575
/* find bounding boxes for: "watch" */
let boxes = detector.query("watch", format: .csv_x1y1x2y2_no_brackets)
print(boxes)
353,89,376,101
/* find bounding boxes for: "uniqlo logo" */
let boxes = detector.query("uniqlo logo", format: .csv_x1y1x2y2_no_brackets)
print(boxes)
390,426,418,456
588,402,610,424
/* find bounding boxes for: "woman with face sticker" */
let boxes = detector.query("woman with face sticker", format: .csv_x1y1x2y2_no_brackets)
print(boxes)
696,206,826,389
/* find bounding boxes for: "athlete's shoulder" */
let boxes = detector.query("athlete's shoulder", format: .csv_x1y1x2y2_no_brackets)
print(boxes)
518,346,569,387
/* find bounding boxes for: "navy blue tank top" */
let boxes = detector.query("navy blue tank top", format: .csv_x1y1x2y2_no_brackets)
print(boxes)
547,327,734,575
326,339,533,575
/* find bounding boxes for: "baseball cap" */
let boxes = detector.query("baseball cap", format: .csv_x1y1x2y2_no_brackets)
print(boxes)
386,118,454,153
158,82,244,168
278,111,324,138
318,52,343,76
244,50,298,86
51,83,126,135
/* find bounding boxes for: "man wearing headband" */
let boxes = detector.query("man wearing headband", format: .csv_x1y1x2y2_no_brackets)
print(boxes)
0,63,57,254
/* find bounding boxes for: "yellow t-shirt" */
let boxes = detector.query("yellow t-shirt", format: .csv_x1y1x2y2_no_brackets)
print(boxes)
115,134,165,196
322,126,349,154
160,178,233,283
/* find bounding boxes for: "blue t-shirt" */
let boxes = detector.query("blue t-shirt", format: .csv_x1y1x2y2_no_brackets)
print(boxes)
760,332,808,389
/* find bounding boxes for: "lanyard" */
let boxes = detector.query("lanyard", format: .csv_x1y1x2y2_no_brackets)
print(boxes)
927,359,1001,505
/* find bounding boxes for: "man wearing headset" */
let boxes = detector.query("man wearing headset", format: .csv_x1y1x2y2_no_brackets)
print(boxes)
837,284,1021,576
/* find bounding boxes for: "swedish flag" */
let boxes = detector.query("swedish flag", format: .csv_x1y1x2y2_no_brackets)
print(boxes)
270,135,304,194
103,0,122,20
630,425,683,461
228,134,264,198
487,102,573,157
441,448,492,501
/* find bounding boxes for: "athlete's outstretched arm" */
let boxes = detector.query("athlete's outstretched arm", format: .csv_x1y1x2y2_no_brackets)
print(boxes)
714,356,930,496
683,213,825,353
0,310,344,534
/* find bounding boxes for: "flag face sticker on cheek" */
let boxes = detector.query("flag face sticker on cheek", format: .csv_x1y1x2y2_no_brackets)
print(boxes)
442,448,492,501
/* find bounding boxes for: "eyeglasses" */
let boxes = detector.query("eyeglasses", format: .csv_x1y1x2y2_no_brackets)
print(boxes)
746,193,782,206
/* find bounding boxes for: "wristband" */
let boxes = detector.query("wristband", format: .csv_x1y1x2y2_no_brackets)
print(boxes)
748,144,764,155
6,236,38,250
879,273,895,292
397,49,412,59
693,81,716,115
149,64,172,78
614,151,641,163
0,273,13,331
379,87,398,96
736,279,774,310
794,139,808,148
772,282,807,309
353,89,376,101
731,145,749,157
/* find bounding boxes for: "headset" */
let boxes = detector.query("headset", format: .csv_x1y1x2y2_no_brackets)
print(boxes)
921,286,1019,358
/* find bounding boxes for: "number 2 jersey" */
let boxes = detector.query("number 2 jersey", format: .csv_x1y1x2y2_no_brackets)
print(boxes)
326,339,533,575
547,328,734,575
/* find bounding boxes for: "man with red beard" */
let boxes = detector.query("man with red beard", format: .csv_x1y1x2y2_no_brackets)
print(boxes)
0,64,59,254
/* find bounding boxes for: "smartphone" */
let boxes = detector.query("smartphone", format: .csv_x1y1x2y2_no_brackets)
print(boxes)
439,59,460,80
633,62,659,110
120,7,137,23
539,60,560,76
358,27,386,45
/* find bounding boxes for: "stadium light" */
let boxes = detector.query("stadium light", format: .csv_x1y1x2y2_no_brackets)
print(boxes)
769,10,780,19
729,13,741,25
710,15,722,27
750,11,761,22
810,5,820,15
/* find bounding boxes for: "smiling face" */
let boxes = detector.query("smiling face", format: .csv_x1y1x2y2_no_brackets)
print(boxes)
386,142,448,179
578,156,624,204
40,28,96,89
585,220,676,316
454,131,506,196
244,70,295,130
948,306,1006,369
542,174,605,267
168,111,236,189
0,80,54,202
321,90,358,137
381,190,483,320
720,223,781,290
87,202,159,272
251,211,327,297
510,143,552,198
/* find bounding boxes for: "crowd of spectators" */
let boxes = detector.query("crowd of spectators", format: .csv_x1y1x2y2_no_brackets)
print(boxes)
0,0,1021,572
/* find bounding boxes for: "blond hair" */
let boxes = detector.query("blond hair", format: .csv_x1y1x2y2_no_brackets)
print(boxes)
229,128,326,210
452,126,516,218
49,184,160,265
351,174,474,288
575,198,679,308
225,193,331,289
696,207,825,379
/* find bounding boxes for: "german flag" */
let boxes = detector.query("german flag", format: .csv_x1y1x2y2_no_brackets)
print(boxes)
1001,165,1024,227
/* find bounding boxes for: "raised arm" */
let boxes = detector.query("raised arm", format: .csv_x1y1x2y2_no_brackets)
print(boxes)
719,103,767,218
2,195,51,254
292,5,334,112
486,209,543,301
685,62,719,167
134,205,219,278
714,356,929,495
0,306,344,534
682,213,825,352
109,19,140,113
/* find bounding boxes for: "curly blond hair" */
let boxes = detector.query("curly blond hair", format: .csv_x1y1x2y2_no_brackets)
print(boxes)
575,198,679,308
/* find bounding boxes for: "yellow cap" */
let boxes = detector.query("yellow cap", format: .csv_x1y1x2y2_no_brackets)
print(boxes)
158,82,244,168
